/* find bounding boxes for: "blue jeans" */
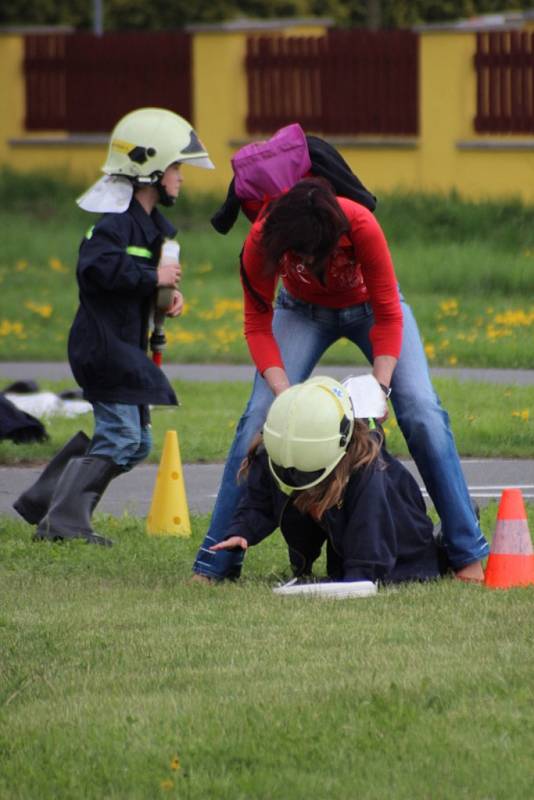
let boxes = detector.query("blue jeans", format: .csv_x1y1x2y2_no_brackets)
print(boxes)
89,402,152,471
193,288,489,578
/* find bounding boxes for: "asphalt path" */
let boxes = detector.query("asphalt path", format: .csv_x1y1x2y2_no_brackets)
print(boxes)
1,363,533,520
2,362,534,385
2,459,533,522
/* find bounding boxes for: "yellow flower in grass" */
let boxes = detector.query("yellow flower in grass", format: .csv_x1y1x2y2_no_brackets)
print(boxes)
49,257,68,273
170,756,181,771
160,779,174,790
196,262,213,274
486,325,512,340
25,301,53,318
166,329,205,344
512,409,529,422
214,326,239,345
0,320,26,338
15,259,28,271
448,355,458,366
198,299,243,321
438,299,459,317
493,309,534,328
424,343,436,360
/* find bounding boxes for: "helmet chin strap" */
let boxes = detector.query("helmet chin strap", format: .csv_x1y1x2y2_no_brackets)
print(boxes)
130,173,176,208
156,181,176,207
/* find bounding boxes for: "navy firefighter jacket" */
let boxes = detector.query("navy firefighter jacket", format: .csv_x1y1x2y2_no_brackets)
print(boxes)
68,198,178,407
228,445,442,584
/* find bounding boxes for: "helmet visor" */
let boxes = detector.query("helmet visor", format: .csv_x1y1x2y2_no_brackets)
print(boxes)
182,155,215,169
269,459,326,493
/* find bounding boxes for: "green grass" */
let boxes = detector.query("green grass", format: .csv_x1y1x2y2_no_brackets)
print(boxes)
0,377,532,465
2,172,533,800
1,506,534,800
1,169,534,366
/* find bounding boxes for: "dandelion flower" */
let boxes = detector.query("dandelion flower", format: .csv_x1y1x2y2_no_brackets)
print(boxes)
25,301,53,319
49,257,68,273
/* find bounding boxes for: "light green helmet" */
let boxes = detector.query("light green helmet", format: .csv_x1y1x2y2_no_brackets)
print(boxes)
102,107,214,184
263,376,355,493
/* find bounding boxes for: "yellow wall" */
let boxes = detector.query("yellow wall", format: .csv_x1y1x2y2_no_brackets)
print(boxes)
1,22,533,201
0,35,24,164
188,31,248,192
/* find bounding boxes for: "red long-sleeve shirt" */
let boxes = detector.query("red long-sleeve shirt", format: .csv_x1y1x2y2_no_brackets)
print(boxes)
241,196,403,375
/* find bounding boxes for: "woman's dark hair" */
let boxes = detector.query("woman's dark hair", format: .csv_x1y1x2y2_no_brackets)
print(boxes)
261,178,349,278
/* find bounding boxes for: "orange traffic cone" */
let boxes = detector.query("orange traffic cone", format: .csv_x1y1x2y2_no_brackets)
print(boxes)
484,488,534,589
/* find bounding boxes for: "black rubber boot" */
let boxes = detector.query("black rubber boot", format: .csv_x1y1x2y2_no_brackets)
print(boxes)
33,456,122,546
13,431,90,524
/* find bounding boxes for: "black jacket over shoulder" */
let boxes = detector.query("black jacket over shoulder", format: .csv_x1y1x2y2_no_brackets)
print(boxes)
68,199,178,407
228,446,441,584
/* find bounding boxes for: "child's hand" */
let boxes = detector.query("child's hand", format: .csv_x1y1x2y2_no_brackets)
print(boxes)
157,261,181,287
210,537,248,552
165,290,184,318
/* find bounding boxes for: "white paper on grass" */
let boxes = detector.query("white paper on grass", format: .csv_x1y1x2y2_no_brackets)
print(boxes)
273,580,377,599
77,175,134,213
6,393,92,419
342,374,387,419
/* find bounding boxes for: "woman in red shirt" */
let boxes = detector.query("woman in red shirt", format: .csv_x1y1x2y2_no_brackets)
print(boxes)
192,178,488,582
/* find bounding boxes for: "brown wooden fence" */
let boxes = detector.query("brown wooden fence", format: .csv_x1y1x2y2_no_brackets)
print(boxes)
24,32,192,133
246,29,419,136
474,31,534,133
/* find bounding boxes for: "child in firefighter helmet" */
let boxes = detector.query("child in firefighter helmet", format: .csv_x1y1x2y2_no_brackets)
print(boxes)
209,376,443,584
14,108,213,546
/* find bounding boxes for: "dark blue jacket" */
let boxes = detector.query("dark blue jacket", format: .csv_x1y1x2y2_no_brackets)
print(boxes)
68,199,178,407
228,446,441,584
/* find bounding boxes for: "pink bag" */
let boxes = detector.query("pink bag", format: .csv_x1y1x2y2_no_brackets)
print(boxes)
232,123,312,201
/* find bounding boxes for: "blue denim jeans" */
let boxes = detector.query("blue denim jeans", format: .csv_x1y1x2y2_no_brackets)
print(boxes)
193,288,489,578
89,402,152,471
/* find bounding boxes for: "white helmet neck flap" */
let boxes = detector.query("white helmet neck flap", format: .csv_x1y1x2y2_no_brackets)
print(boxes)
77,107,214,212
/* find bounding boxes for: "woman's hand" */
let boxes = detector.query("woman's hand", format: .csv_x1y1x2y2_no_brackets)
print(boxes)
210,537,248,552
165,290,184,318
372,355,397,423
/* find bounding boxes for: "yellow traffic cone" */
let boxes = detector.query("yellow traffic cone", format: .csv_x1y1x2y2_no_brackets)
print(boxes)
146,430,191,537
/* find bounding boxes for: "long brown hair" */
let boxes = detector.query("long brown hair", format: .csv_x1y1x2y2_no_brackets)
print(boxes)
292,420,382,519
261,178,349,280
